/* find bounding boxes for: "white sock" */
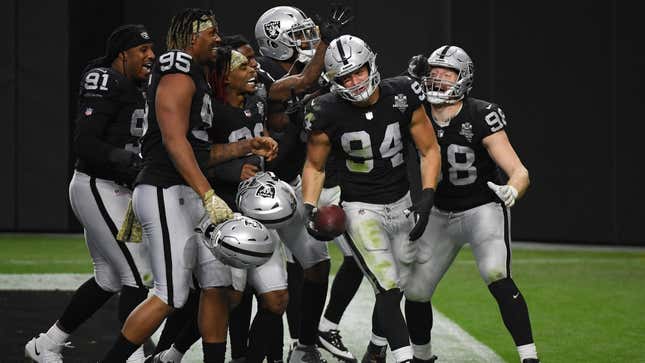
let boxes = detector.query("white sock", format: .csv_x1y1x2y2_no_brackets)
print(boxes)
412,342,433,360
318,316,339,332
391,345,413,362
46,323,70,345
517,343,538,361
165,345,185,360
126,346,145,362
370,333,388,347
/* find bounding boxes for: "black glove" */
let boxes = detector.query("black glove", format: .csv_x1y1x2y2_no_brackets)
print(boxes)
304,203,333,241
408,188,435,241
318,4,354,44
109,148,143,183
408,54,428,81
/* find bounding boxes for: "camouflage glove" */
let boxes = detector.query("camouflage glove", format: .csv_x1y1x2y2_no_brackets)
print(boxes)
117,200,142,243
203,189,234,224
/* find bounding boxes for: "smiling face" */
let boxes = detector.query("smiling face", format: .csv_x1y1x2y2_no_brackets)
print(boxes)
427,66,459,92
192,25,222,64
226,61,258,94
122,43,155,81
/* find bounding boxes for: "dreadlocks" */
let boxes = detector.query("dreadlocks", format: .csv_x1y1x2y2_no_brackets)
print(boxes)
166,8,217,50
210,46,232,102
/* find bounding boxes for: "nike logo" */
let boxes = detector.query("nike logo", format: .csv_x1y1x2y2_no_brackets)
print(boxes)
486,104,493,109
513,292,520,299
34,339,40,355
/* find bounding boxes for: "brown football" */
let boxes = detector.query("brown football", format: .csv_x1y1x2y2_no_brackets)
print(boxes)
314,204,346,238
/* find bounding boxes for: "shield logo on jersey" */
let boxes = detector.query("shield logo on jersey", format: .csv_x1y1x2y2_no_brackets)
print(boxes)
393,94,408,113
365,111,374,120
263,21,281,40
256,184,276,199
84,107,93,116
244,109,252,117
459,122,474,143
437,129,444,138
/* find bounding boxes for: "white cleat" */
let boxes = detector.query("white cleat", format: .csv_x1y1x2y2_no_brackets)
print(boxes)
24,333,72,363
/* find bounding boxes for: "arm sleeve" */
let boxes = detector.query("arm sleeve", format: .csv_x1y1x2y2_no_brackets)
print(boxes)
73,96,122,165
211,158,246,183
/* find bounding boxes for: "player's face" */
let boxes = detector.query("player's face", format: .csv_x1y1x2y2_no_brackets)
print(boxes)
124,43,155,81
193,26,221,64
236,44,258,69
227,62,258,94
428,66,458,91
337,65,369,95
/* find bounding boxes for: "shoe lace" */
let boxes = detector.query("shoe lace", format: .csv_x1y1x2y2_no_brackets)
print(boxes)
326,330,349,350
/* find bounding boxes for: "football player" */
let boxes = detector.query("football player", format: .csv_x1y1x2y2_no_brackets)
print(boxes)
24,24,155,363
100,9,276,363
302,35,441,363
207,48,288,363
402,45,539,363
254,6,353,363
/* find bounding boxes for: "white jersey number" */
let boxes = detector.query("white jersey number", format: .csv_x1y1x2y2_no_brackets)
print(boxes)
341,123,404,173
446,144,477,185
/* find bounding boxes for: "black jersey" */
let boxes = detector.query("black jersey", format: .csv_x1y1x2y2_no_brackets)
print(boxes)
136,50,213,188
428,97,507,211
207,93,267,210
73,66,145,186
308,76,426,204
257,56,309,184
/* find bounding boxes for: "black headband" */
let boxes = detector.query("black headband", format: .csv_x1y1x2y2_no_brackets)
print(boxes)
105,24,152,63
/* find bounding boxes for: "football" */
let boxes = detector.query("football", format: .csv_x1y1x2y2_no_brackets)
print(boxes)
314,204,346,238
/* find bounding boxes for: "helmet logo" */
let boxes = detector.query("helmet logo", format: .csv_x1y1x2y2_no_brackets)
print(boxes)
256,184,276,199
263,20,281,40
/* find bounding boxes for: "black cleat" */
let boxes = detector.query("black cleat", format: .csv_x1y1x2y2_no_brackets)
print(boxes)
360,343,387,363
317,329,357,362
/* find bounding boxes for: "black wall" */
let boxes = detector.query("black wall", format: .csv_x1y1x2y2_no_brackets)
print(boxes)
3,0,644,245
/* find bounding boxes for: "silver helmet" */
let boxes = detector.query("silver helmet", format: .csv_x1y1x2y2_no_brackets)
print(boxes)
254,6,321,63
423,45,474,105
236,171,297,229
197,214,274,269
325,35,380,103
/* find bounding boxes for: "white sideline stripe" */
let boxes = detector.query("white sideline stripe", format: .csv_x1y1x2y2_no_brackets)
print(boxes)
1,274,504,362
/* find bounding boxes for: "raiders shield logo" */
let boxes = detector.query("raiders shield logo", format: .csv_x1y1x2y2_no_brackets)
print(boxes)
256,184,276,199
263,20,281,40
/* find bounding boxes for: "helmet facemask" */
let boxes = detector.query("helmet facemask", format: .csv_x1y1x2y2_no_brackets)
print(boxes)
423,45,474,105
284,18,320,63
329,55,380,103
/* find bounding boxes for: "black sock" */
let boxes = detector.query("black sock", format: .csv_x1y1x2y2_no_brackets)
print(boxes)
246,308,283,363
57,277,114,333
323,257,363,324
299,278,329,345
286,261,304,340
267,313,284,362
405,300,433,345
117,285,149,323
229,289,253,359
173,305,201,354
155,287,200,353
101,333,139,362
375,289,409,351
203,341,226,363
371,304,385,343
488,277,534,346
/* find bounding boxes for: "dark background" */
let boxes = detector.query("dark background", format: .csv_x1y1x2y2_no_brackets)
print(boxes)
1,0,643,245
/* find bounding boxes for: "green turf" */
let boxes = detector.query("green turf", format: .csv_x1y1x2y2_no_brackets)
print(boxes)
0,234,92,273
2,235,644,362
431,247,645,362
